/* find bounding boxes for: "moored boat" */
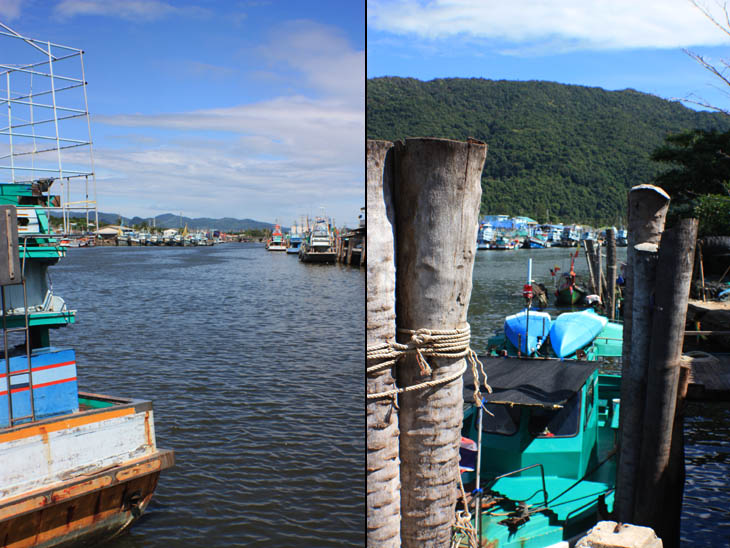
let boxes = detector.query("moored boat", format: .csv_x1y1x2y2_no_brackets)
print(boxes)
286,220,304,254
459,358,619,547
554,251,587,305
266,224,287,251
299,216,336,263
0,180,173,546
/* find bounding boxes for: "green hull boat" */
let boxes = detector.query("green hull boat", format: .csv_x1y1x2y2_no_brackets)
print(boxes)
459,358,620,547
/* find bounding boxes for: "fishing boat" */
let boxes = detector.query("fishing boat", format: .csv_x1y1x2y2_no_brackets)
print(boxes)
459,357,619,547
477,222,494,250
554,251,587,306
492,235,516,250
286,221,304,254
560,225,581,247
299,216,336,263
504,310,552,355
549,309,609,358
0,181,174,546
266,224,287,251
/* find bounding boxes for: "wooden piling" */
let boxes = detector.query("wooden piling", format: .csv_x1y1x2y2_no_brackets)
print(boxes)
616,184,670,523
634,218,698,545
606,229,617,320
583,240,598,295
394,138,486,547
346,235,354,265
366,140,401,548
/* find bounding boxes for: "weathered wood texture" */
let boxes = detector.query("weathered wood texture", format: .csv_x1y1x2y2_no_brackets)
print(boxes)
583,240,598,295
366,140,401,548
634,218,698,546
395,138,486,547
606,229,617,320
616,184,669,522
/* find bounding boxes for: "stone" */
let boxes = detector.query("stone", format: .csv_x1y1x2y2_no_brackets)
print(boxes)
575,521,663,548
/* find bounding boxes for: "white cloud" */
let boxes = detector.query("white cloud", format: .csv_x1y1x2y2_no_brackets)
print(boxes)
54,0,208,21
258,20,365,103
89,21,364,224
0,0,21,20
367,0,730,52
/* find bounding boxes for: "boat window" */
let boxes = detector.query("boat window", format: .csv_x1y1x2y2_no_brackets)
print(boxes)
528,393,581,438
480,403,521,436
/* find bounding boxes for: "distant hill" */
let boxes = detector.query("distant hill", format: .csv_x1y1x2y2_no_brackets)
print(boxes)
68,212,278,232
367,77,730,225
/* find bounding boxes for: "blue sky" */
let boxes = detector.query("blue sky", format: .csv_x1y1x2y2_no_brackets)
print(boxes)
0,0,364,226
368,0,730,114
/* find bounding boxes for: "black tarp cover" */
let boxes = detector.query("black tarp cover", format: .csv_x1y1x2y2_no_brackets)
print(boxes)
478,357,599,409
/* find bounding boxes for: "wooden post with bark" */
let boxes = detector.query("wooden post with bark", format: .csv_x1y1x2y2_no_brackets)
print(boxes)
394,138,487,547
634,218,698,547
583,240,598,295
366,140,401,548
616,184,670,522
606,229,617,320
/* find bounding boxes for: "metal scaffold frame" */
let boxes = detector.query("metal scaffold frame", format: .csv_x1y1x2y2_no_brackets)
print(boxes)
0,22,99,236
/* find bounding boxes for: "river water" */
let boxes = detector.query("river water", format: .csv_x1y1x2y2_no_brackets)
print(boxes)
49,243,364,547
468,247,730,546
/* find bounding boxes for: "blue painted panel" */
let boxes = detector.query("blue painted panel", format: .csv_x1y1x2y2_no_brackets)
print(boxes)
0,347,78,427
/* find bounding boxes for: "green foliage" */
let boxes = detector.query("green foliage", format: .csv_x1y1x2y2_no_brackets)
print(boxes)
694,194,730,237
651,129,730,202
367,77,730,226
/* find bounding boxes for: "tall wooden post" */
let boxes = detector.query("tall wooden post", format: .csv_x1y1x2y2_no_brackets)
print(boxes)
634,218,698,546
606,229,617,320
616,184,670,522
395,138,486,547
366,140,401,548
346,235,355,265
583,240,598,295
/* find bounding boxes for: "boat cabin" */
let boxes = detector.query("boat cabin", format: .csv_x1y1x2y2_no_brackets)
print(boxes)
461,358,620,546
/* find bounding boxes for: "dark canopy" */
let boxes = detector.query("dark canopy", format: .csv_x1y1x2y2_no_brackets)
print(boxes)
472,357,599,409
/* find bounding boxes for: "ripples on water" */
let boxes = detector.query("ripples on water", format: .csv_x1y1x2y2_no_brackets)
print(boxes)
469,247,730,545
50,244,364,547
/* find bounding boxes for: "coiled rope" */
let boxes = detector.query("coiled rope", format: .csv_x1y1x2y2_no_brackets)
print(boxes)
367,323,491,404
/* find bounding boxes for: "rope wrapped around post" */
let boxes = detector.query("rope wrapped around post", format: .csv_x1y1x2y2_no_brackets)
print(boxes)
366,323,491,404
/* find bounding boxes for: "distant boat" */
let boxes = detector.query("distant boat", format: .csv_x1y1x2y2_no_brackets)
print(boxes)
267,224,287,251
504,309,552,355
287,221,303,254
549,309,609,358
554,251,587,305
492,235,515,250
477,222,494,250
299,216,336,263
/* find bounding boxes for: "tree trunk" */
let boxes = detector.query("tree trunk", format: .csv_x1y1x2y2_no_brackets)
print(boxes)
616,184,670,522
366,140,401,548
634,218,698,545
394,138,487,547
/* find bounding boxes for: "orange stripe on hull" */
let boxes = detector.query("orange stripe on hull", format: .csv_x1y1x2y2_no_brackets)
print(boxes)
0,407,134,444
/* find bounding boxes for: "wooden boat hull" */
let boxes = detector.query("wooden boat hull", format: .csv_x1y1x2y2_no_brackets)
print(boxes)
0,450,173,548
549,310,608,358
0,393,174,548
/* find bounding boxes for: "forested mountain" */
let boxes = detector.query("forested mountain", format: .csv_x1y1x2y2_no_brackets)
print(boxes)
367,77,730,225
